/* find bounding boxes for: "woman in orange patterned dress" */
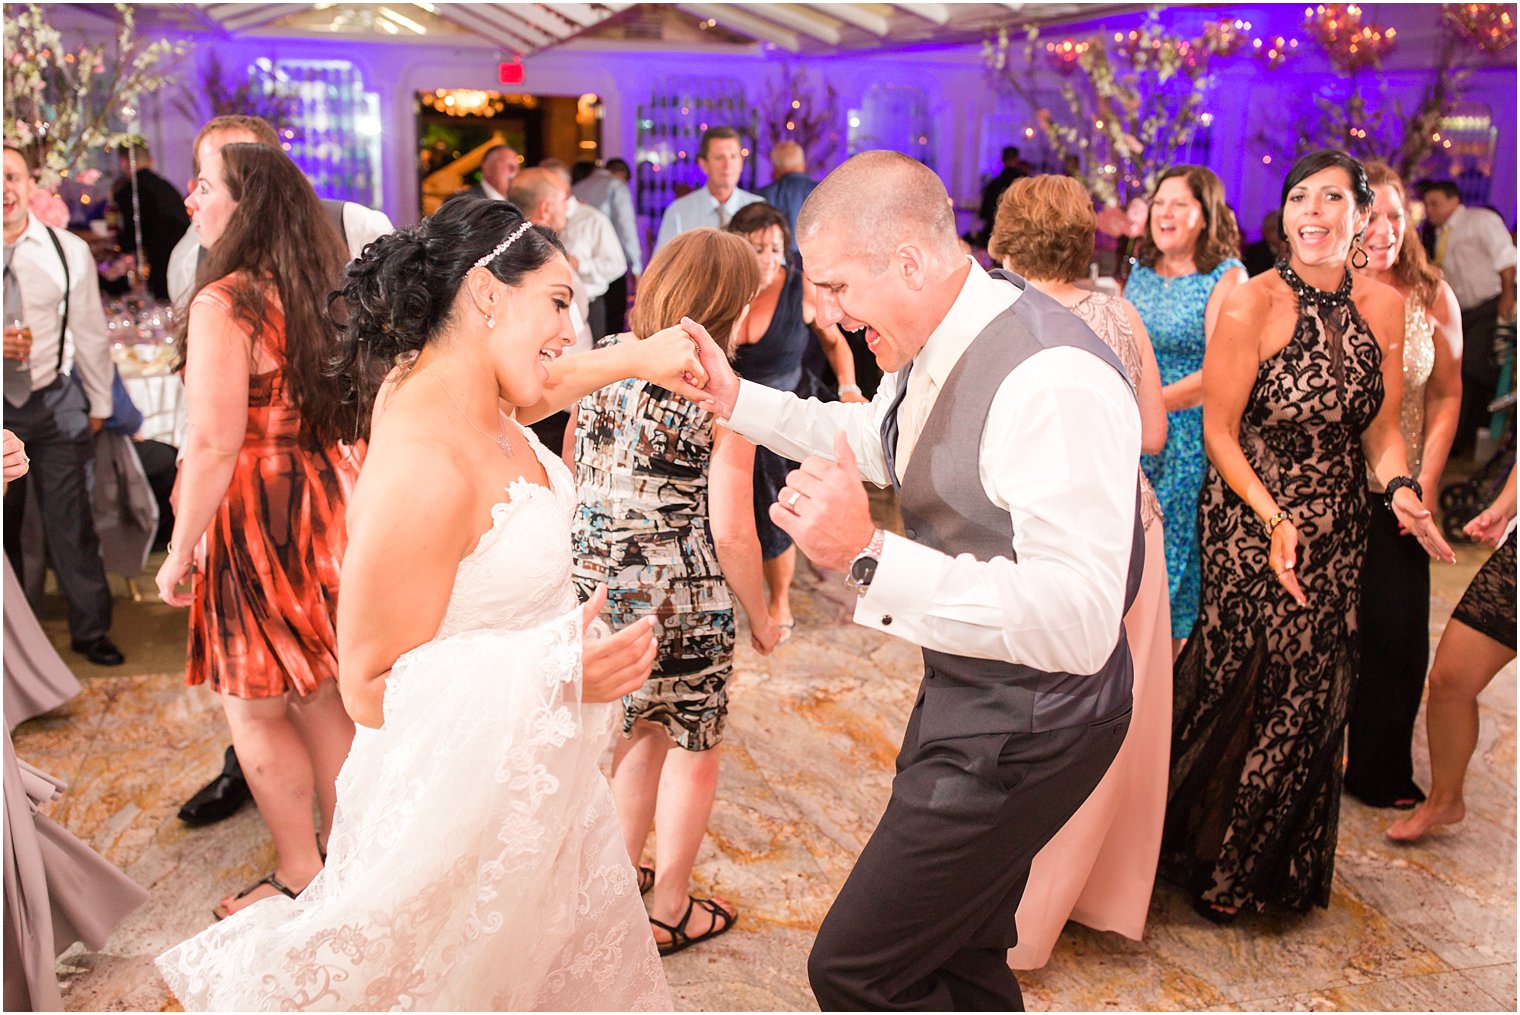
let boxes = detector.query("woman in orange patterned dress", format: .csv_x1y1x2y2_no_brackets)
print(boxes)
154,143,360,918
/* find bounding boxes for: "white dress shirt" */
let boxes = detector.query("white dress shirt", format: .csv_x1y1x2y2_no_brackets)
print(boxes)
3,213,114,417
653,185,763,254
724,261,1141,676
574,169,642,274
1436,204,1518,310
167,202,396,308
562,197,627,302
479,179,507,202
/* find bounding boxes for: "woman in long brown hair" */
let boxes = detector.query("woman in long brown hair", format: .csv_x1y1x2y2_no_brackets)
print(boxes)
155,142,360,918
1345,162,1463,809
1126,165,1248,653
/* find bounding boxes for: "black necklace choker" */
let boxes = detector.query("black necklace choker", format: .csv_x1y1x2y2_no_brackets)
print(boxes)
1275,258,1353,307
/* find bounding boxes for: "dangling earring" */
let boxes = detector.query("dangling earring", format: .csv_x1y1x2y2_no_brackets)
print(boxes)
485,312,496,329
1350,234,1370,270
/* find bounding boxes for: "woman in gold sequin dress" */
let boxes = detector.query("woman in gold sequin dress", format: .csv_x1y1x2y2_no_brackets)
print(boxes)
1344,162,1464,810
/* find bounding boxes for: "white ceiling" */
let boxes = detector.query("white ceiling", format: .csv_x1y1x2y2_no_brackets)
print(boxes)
180,3,1133,55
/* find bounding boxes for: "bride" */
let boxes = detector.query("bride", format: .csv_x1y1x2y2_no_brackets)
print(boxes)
157,198,709,1010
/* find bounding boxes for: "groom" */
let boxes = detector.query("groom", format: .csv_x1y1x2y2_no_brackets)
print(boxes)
684,150,1143,1010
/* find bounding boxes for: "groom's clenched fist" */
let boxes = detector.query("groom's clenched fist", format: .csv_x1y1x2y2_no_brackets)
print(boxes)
772,431,878,572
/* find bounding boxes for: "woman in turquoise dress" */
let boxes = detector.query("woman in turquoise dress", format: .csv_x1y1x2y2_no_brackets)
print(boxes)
1127,165,1248,651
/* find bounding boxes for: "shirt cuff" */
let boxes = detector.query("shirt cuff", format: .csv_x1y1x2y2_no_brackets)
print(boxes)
723,379,786,437
851,530,945,633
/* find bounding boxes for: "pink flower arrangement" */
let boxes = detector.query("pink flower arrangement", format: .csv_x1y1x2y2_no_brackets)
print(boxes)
28,189,69,229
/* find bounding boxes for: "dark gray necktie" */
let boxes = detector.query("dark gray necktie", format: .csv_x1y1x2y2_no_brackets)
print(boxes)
879,359,914,492
3,248,30,407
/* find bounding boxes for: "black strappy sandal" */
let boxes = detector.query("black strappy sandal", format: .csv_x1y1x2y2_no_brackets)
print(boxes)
649,896,736,956
213,873,299,921
637,865,655,895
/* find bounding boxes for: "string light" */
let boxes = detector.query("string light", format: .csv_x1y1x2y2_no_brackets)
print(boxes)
1304,4,1396,71
1443,3,1518,52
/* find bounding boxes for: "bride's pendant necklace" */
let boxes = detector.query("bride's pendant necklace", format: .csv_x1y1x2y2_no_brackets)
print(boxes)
428,372,514,458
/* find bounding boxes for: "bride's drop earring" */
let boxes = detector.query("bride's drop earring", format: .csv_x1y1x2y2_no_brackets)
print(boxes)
485,304,497,329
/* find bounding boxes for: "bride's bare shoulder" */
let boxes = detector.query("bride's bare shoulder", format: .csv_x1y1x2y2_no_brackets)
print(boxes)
350,380,473,532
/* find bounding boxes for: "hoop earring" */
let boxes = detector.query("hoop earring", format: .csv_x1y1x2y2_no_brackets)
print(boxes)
1350,238,1369,270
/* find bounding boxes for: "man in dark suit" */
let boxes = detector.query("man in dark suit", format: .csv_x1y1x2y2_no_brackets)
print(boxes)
682,151,1141,1009
464,144,520,202
758,141,818,258
976,146,1029,248
111,139,190,301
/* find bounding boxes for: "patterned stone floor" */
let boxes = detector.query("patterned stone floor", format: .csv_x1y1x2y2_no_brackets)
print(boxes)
14,496,1516,1012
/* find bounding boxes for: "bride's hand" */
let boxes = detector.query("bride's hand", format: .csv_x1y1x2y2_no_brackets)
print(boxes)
579,585,658,703
638,324,709,405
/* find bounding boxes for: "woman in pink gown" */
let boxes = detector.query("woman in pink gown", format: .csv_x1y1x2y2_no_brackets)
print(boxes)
991,175,1173,966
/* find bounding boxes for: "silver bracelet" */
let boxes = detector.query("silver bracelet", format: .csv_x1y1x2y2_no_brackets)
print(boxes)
838,383,862,397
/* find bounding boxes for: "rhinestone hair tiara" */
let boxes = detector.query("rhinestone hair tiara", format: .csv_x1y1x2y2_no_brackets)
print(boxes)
471,220,535,271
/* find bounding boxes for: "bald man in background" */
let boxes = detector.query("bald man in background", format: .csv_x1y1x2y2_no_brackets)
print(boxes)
684,150,1143,1010
758,141,817,259
507,167,593,457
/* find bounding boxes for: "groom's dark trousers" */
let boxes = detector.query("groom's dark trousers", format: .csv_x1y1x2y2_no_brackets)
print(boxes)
808,276,1141,1011
808,698,1129,1010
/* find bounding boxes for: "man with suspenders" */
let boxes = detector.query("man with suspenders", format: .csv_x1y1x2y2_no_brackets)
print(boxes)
2,144,124,667
166,115,393,826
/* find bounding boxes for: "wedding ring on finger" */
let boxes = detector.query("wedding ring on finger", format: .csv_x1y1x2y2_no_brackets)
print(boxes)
785,490,802,511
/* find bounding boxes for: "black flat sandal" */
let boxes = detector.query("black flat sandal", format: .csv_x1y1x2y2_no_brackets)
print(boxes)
213,873,299,921
649,896,736,956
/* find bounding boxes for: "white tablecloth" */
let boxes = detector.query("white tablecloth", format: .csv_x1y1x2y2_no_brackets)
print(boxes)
120,372,185,447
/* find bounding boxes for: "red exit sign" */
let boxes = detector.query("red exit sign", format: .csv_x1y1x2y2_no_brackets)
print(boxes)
499,61,523,84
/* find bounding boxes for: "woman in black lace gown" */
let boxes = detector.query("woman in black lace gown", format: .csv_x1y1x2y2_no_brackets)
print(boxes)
1161,150,1455,921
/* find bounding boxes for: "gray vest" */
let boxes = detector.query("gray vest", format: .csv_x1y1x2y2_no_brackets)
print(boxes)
881,269,1144,737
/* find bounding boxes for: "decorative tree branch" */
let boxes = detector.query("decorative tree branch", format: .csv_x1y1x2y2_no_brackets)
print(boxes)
184,51,296,129
3,3,188,191
756,61,840,171
984,13,1249,207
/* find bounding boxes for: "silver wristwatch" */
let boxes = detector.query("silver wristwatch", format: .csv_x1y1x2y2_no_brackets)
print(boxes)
845,528,886,596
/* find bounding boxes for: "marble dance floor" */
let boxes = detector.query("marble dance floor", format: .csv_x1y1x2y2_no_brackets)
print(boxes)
14,493,1517,1012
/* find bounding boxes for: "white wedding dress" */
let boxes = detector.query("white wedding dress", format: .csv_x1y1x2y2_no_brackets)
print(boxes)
157,428,670,1011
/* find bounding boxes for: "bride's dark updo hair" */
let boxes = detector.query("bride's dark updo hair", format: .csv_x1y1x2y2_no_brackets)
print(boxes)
329,196,565,439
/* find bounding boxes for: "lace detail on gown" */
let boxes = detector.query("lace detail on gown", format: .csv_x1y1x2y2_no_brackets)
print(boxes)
156,424,670,1011
1161,265,1384,914
1067,292,1162,531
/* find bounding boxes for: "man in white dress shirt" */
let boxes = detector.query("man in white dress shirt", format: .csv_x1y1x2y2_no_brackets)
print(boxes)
573,161,641,334
653,126,762,254
543,160,626,340
683,151,1142,1010
508,168,594,456
2,144,123,666
1422,180,1517,457
166,116,395,308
